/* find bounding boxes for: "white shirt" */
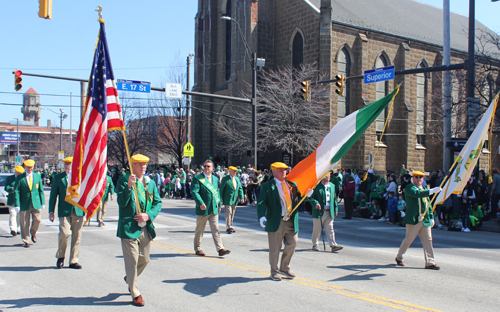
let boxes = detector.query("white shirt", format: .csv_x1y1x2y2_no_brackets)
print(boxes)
322,181,331,209
274,178,291,216
203,172,212,183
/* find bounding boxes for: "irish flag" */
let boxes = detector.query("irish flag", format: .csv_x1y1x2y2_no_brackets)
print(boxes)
287,86,400,195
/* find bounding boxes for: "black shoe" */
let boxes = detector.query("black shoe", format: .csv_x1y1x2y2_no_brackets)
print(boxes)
230,228,236,233
226,229,232,234
11,230,17,236
57,258,64,269
69,263,82,269
17,231,20,235
342,216,351,219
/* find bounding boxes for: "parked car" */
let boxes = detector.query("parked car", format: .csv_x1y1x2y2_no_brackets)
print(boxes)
0,173,12,214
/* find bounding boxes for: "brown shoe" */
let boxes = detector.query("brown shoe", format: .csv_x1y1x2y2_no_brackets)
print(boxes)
395,258,404,266
133,295,145,306
280,270,296,279
425,264,440,270
31,235,37,243
218,249,231,257
270,273,282,281
24,242,30,248
195,250,206,256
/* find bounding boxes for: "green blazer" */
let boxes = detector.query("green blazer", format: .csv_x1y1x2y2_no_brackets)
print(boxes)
103,175,115,202
5,174,17,206
220,175,244,206
49,172,84,217
402,183,433,226
14,172,45,211
308,182,338,219
257,179,299,233
192,173,221,216
116,175,162,240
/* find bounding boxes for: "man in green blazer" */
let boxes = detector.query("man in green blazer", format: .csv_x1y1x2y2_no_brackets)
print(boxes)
117,154,162,307
14,159,45,248
49,157,85,269
6,166,24,236
257,162,300,281
396,170,442,269
97,174,114,227
192,159,231,257
308,172,343,252
220,166,244,234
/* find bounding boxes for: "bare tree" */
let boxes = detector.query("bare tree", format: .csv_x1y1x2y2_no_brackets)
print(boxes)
215,63,330,165
107,92,156,168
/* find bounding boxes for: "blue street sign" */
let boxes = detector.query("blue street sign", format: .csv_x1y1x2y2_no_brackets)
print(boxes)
116,79,151,93
364,65,395,84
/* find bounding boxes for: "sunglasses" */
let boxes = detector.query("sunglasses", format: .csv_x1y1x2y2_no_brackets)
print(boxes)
413,176,424,179
204,165,212,168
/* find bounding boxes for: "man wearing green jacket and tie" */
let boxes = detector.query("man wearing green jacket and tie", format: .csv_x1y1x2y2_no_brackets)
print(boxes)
257,162,300,281
14,159,45,248
97,174,114,227
308,172,343,252
6,166,24,236
117,154,162,307
192,159,231,257
220,166,244,234
49,157,85,269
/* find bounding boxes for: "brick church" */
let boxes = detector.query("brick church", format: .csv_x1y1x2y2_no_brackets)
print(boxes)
191,0,499,174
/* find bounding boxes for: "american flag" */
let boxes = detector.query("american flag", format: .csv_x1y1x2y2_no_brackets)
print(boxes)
66,22,124,218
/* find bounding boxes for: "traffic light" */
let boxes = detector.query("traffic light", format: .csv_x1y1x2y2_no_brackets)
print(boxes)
300,80,310,102
14,70,22,91
38,0,52,19
335,74,345,96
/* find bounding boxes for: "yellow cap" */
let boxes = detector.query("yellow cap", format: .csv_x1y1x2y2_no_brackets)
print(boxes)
24,159,35,167
270,162,288,170
15,166,25,174
412,171,425,177
62,157,73,163
131,154,150,164
228,166,238,171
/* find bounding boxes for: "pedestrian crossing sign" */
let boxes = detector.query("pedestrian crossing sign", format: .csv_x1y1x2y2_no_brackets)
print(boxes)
183,142,194,157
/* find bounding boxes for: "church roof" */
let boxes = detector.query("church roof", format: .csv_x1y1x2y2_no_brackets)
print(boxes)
24,87,39,96
308,0,496,53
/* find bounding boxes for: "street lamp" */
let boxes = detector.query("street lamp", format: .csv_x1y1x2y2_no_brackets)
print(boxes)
221,15,264,169
42,107,68,153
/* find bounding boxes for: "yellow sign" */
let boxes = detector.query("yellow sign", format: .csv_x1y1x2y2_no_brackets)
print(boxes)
183,142,194,157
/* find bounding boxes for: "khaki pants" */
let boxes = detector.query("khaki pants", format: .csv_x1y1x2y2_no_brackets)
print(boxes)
312,211,337,247
268,218,298,275
8,206,21,233
194,213,224,252
224,205,237,229
122,227,151,299
96,201,108,223
396,221,435,266
19,205,41,244
56,210,84,264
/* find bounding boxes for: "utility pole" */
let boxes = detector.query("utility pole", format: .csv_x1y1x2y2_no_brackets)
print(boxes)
466,0,478,135
80,81,86,117
16,118,20,158
443,0,452,172
70,92,73,151
186,52,194,169
251,52,257,169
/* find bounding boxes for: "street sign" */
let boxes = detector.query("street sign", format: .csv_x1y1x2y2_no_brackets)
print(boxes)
183,142,194,157
364,65,395,84
116,79,151,93
15,156,21,166
0,132,19,144
165,83,183,99
58,151,64,160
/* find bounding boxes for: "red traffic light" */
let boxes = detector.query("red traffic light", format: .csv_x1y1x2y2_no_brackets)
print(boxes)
15,70,22,77
14,70,22,91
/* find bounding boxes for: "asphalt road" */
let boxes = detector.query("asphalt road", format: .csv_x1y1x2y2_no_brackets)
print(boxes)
0,191,498,311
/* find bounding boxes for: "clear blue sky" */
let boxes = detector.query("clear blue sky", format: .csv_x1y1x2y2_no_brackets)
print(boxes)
0,1,497,131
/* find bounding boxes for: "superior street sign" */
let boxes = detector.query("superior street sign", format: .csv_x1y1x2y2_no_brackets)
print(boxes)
165,83,183,99
364,65,395,84
116,79,151,93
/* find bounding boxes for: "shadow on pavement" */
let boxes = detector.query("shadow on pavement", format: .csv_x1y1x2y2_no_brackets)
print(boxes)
0,266,55,272
150,253,192,259
326,264,396,282
0,293,130,308
163,276,268,297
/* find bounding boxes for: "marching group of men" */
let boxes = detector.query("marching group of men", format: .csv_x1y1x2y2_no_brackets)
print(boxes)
5,154,443,307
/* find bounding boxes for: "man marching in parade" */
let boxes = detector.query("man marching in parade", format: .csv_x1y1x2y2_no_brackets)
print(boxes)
5,166,24,236
14,159,45,248
258,162,300,281
49,157,85,269
192,159,231,257
220,166,245,234
395,170,442,269
308,171,343,252
117,154,162,306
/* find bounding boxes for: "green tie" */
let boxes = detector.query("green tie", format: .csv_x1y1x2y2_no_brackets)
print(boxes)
136,180,146,212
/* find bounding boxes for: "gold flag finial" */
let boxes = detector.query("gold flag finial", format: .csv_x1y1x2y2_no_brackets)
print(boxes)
96,6,104,23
